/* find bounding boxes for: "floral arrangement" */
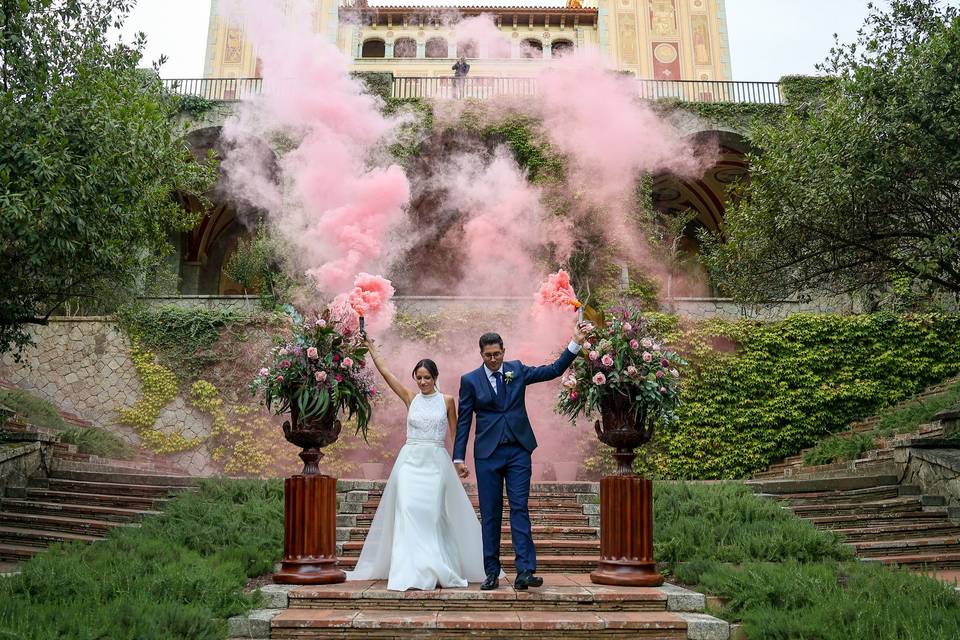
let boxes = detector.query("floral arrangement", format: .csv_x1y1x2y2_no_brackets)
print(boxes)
250,310,377,440
556,305,685,424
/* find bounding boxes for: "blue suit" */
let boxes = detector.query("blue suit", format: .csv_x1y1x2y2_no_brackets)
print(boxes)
454,347,577,575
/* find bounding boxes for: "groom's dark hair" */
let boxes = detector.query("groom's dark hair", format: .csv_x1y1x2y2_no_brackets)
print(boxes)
478,332,504,350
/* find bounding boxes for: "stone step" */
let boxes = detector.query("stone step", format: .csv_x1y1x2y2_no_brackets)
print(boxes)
353,512,591,527
342,525,598,542
334,555,601,573
810,509,953,530
787,496,927,518
48,468,198,487
852,536,960,558
746,474,899,495
0,543,42,562
24,488,168,511
0,498,160,523
0,511,127,537
359,499,587,515
339,539,599,558
268,609,692,639
51,458,188,476
34,477,190,498
0,525,101,548
833,521,960,542
759,484,902,506
346,482,600,496
867,553,960,569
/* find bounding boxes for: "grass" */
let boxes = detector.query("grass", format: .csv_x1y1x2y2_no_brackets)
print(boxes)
802,432,878,466
0,388,66,431
684,560,960,640
57,427,136,460
0,479,283,640
654,482,853,567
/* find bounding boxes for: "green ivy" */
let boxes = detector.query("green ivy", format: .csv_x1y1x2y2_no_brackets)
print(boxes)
350,71,394,101
653,313,960,479
176,94,217,118
652,98,784,129
481,116,566,183
778,74,838,106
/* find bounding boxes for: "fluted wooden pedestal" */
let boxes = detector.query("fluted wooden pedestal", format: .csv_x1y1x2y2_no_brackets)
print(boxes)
590,475,664,586
273,474,346,585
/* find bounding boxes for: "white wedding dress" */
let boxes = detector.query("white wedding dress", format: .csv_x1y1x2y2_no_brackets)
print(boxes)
345,391,487,590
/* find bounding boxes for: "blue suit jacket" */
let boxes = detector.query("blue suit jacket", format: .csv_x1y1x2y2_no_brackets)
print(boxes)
454,347,577,460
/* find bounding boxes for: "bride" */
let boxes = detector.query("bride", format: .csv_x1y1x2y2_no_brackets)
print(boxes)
345,337,486,591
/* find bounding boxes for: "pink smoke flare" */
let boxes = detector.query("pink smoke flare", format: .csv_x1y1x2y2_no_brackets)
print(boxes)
535,269,581,311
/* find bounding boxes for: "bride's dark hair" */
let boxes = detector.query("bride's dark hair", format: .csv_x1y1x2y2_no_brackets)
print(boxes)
411,359,439,380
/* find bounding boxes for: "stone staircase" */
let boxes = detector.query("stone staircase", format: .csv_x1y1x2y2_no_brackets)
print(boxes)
0,454,198,565
335,481,602,574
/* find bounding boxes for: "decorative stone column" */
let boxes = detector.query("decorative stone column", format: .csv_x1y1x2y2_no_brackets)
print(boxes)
273,474,346,584
590,475,663,586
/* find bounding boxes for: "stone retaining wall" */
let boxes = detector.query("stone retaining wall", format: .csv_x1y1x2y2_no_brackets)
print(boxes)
896,445,960,509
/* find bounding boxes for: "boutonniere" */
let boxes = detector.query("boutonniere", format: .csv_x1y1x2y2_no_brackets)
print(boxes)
503,371,515,384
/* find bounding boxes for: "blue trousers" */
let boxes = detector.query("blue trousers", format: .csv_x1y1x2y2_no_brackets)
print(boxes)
475,442,535,575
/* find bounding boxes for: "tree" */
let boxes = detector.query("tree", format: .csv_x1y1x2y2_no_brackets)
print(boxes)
704,0,960,308
0,0,213,357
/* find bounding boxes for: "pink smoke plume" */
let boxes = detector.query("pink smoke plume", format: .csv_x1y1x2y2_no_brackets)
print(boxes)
220,0,410,295
330,273,396,333
535,269,581,311
450,14,512,59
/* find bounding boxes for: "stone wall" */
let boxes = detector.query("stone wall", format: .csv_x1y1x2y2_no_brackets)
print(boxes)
0,319,215,475
896,445,960,509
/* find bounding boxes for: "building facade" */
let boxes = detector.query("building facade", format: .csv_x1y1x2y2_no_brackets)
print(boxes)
203,0,732,82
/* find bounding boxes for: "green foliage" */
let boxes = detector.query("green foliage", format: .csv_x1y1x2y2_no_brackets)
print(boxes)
481,116,566,183
0,0,215,357
652,99,784,128
350,71,394,101
657,313,960,479
0,388,66,431
876,379,960,436
0,478,283,640
705,1,960,305
802,432,878,466
176,94,217,118
58,426,135,459
778,74,838,107
222,226,292,308
695,561,960,640
654,482,852,567
116,305,244,381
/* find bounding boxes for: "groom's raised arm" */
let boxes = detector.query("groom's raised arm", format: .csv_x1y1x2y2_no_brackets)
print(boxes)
522,341,581,385
453,374,474,462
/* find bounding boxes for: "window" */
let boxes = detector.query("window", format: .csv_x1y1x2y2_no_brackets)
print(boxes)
520,39,543,58
425,37,448,58
394,37,416,58
361,39,386,58
551,40,574,57
489,38,512,58
456,39,478,59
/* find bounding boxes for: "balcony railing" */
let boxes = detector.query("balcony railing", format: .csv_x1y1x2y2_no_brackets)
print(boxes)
163,77,782,105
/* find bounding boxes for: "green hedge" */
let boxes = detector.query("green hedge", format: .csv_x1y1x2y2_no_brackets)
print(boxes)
653,313,960,479
351,71,394,101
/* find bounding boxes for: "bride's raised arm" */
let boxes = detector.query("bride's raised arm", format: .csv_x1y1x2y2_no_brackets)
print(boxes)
365,337,415,407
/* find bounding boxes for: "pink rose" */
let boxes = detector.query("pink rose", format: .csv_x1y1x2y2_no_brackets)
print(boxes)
370,388,378,396
306,347,319,360
592,373,606,385
661,358,670,368
315,371,327,382
623,322,633,332
335,374,344,382
589,351,600,361
642,352,653,363
630,339,640,350
275,375,284,382
656,370,665,379
583,341,592,351
280,359,292,369
259,368,269,376
627,365,639,378
660,387,668,394
317,319,327,328
569,391,578,400
562,375,577,389
342,357,354,368
641,338,653,349
601,354,614,367
278,348,289,356
333,354,341,362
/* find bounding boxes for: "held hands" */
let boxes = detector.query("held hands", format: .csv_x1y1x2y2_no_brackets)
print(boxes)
454,462,470,479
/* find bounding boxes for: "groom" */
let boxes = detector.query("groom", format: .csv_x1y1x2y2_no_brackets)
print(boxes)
454,323,585,590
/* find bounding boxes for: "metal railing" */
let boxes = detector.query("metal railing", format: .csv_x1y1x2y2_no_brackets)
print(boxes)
162,77,263,102
161,77,782,104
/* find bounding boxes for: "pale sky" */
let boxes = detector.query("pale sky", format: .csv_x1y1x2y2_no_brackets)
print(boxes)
118,0,893,81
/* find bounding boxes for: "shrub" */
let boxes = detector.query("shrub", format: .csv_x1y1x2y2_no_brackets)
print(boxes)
802,432,878,466
0,388,66,431
58,427,136,460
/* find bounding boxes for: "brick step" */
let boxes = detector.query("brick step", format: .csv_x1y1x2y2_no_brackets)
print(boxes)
0,543,42,562
0,525,101,548
833,521,960,542
760,484,903,506
350,482,600,495
342,525,598,542
339,539,599,558
773,461,898,480
24,488,168,511
852,536,960,558
787,496,929,518
0,511,128,537
746,474,899,495
868,553,960,569
810,509,953,530
359,499,586,515
334,555,601,573
287,583,672,612
0,498,159,523
353,512,591,527
48,469,198,487
52,457,188,476
269,609,690,639
35,478,190,498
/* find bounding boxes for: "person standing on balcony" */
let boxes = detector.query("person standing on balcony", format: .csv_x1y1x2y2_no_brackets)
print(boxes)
452,56,470,99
